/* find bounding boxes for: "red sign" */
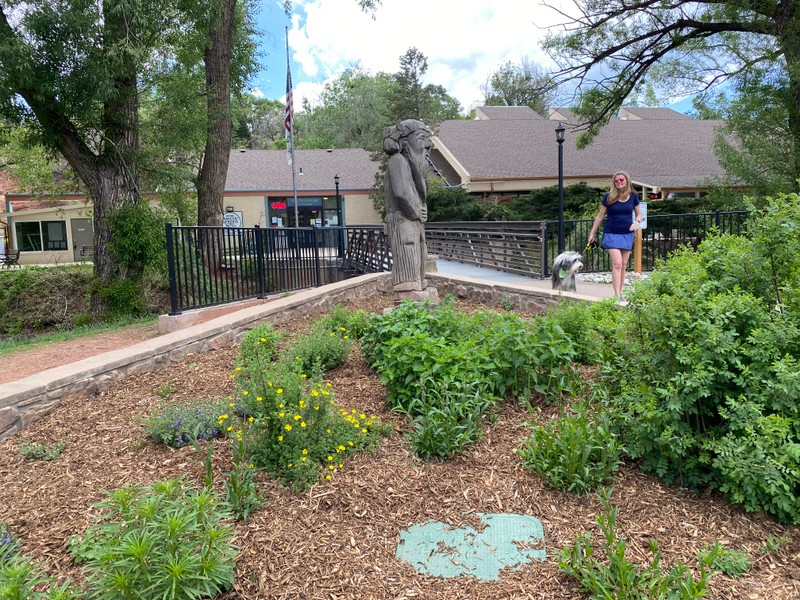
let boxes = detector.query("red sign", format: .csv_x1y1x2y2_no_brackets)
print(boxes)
271,201,287,210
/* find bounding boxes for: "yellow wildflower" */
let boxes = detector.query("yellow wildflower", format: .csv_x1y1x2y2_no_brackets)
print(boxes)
285,424,292,431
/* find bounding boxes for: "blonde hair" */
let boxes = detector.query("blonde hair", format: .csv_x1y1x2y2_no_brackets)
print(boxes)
607,171,633,204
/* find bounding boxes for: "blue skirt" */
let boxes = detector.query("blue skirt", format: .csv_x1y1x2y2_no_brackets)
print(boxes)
601,232,634,250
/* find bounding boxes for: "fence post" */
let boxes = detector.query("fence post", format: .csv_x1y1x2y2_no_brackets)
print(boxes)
313,227,322,286
165,222,181,316
540,220,549,278
254,225,266,299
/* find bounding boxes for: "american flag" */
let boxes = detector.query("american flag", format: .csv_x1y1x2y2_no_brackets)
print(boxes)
284,57,294,166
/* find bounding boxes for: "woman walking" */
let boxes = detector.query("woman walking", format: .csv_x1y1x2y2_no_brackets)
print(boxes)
587,171,644,303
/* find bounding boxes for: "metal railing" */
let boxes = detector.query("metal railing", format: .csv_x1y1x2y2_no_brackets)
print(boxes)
427,211,750,278
166,224,388,315
425,221,547,277
166,211,750,313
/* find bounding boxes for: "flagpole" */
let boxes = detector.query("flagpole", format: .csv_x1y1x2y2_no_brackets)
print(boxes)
285,26,299,234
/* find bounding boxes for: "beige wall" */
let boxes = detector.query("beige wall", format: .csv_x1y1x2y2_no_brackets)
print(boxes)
343,193,381,225
2,203,92,265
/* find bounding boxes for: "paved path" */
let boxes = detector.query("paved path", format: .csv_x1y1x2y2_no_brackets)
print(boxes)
435,259,617,300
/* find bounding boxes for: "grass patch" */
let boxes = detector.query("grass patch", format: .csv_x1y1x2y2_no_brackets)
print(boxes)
0,316,158,357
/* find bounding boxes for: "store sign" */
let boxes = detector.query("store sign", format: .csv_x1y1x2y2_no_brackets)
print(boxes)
271,201,287,210
222,211,243,228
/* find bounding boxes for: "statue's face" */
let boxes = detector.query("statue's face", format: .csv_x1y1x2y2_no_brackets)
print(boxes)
406,128,431,158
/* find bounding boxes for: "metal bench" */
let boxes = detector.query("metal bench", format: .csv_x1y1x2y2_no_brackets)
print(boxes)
1,249,20,269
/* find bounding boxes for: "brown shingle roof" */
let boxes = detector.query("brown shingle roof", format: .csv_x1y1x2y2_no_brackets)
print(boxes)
474,106,543,120
432,115,725,190
225,148,378,192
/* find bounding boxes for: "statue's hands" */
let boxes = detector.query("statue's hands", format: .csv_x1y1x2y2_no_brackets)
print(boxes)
420,205,428,222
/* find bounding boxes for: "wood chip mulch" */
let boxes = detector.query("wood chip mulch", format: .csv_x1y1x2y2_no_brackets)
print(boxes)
1,294,798,599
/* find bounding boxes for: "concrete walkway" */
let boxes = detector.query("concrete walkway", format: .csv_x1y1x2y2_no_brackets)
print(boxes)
435,259,617,300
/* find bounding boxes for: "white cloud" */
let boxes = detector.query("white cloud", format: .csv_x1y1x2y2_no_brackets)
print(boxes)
287,0,576,112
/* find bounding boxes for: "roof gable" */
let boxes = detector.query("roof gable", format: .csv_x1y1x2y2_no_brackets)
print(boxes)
432,113,726,189
225,148,378,192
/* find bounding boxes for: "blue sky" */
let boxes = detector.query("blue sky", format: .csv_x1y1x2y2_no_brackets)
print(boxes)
249,0,695,115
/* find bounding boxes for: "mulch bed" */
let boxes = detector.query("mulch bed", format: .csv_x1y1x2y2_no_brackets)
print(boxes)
1,293,798,599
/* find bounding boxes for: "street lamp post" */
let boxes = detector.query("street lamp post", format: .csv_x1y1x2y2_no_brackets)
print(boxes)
555,123,566,255
334,174,343,257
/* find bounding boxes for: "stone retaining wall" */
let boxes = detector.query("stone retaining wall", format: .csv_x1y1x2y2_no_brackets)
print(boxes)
0,270,591,442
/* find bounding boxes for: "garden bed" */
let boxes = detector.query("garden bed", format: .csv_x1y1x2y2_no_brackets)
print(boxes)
0,293,798,599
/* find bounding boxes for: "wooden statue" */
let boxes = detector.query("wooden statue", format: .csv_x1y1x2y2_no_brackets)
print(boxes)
383,119,439,303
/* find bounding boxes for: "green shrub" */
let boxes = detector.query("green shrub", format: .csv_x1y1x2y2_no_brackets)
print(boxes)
519,402,622,495
282,326,352,377
0,266,93,336
142,397,230,448
0,548,79,599
19,440,65,461
710,546,751,578
69,478,236,600
560,488,721,598
0,523,20,563
108,203,169,278
241,369,390,490
408,379,497,460
540,299,622,365
593,194,800,523
231,315,391,491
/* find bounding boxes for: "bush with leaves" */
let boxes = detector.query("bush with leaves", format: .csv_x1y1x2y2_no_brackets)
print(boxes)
68,478,236,600
560,488,721,598
519,401,622,495
595,194,800,523
0,549,79,599
407,378,497,460
142,397,230,448
230,313,390,491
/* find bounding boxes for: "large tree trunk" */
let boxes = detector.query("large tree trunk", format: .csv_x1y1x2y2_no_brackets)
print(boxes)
197,0,237,227
775,1,800,192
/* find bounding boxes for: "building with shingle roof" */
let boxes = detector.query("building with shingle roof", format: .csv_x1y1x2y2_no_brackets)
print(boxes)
2,107,737,265
223,147,381,229
431,106,730,199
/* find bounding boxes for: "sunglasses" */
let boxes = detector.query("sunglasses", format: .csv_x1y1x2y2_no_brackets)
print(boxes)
613,177,627,183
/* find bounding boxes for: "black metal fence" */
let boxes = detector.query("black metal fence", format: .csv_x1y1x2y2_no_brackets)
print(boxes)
542,211,749,275
166,211,750,314
166,224,388,315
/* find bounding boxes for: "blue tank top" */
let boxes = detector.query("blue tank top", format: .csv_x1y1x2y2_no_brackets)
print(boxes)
602,192,640,234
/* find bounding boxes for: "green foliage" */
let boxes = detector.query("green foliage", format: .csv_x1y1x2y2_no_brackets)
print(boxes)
761,534,791,553
361,297,580,460
540,299,623,365
519,402,622,495
108,203,169,278
0,546,79,599
282,323,353,377
224,436,265,521
0,523,20,562
559,488,720,598
0,266,94,336
142,397,229,448
19,440,65,461
709,546,751,578
595,194,800,523
482,57,555,116
96,278,146,318
426,183,601,222
230,313,391,490
69,478,236,600
408,379,497,460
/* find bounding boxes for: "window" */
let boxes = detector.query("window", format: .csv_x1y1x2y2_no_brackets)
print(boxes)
15,221,68,252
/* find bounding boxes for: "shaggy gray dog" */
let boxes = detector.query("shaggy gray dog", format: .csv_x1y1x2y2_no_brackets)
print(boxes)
551,251,584,292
